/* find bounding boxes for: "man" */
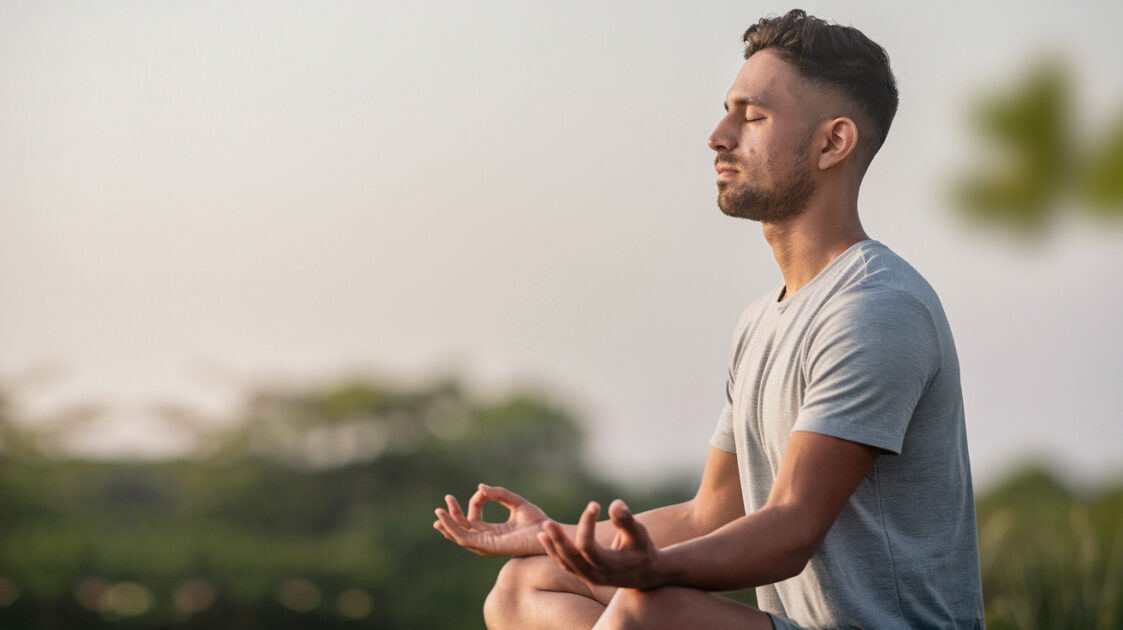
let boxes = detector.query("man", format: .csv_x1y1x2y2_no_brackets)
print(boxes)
434,9,985,629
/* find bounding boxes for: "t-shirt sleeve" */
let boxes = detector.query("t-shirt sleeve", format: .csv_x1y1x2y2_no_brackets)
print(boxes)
794,285,941,455
710,367,737,453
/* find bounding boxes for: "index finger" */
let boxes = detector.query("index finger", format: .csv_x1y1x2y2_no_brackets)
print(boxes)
468,484,525,521
542,521,601,583
481,484,527,509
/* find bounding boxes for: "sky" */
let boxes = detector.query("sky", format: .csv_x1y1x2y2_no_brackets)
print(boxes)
2,0,1122,490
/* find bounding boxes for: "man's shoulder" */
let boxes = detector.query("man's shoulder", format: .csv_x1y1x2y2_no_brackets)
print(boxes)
791,242,954,362
850,241,939,298
828,241,946,320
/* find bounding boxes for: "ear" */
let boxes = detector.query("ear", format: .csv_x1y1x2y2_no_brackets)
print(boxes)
817,117,859,170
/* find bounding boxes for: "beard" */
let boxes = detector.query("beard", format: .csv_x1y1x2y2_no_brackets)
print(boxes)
716,154,815,223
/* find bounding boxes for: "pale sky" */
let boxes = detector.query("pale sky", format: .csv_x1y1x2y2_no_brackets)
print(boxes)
2,0,1121,490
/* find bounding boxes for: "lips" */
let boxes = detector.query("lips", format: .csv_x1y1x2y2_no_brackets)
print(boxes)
714,155,740,177
715,163,739,181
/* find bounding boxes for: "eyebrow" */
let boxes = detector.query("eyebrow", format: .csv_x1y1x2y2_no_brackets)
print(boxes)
723,96,769,112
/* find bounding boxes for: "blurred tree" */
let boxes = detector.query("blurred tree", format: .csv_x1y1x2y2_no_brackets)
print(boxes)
956,62,1123,232
0,377,693,629
975,466,1123,630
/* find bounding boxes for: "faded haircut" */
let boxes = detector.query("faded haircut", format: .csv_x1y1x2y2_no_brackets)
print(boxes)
743,9,899,157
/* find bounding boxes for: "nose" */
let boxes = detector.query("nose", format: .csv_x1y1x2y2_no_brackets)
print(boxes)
708,114,738,152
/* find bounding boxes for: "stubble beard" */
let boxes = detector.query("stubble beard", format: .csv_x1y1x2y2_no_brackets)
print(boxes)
716,156,816,224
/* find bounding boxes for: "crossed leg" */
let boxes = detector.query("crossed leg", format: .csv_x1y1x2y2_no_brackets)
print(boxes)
484,556,615,629
484,556,775,630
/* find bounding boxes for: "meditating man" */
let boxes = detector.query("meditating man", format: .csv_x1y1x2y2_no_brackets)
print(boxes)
434,9,985,629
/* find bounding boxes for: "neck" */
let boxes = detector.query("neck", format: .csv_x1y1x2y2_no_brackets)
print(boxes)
762,201,869,301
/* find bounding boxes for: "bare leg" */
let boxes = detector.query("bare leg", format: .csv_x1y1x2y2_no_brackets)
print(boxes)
593,586,776,630
484,556,618,630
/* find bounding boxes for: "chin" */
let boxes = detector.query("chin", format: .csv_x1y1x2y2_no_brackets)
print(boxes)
717,192,760,221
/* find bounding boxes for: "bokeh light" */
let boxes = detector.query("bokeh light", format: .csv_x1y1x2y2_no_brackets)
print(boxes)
73,578,110,612
173,578,217,615
0,577,19,608
102,582,153,617
336,587,374,619
274,578,321,612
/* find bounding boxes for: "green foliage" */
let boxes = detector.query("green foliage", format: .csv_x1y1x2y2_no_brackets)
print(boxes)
977,466,1123,630
955,62,1123,232
1079,118,1123,212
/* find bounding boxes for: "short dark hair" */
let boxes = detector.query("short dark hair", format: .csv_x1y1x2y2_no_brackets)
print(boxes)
743,9,898,156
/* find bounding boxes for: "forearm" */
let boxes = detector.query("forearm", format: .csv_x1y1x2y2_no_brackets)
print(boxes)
558,500,704,550
651,434,878,591
537,438,871,591
655,503,815,592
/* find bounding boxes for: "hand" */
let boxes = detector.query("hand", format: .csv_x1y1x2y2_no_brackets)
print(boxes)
539,499,663,590
433,484,552,557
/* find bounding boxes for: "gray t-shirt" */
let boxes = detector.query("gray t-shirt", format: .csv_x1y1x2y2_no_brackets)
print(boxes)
711,240,984,629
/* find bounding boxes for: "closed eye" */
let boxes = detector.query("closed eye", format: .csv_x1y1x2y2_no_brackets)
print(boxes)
746,117,765,123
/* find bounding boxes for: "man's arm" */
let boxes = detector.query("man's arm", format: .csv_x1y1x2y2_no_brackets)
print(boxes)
657,431,878,589
560,446,744,550
540,430,878,591
434,447,743,557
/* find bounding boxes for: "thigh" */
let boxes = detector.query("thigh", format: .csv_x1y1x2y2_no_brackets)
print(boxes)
597,586,776,630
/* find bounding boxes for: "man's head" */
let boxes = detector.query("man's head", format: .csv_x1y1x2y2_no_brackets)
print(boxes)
709,9,898,222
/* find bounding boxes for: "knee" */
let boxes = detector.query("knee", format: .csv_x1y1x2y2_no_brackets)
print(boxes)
484,557,554,629
483,558,525,627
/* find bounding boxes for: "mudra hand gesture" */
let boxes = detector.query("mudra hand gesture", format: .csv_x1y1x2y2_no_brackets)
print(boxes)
433,484,552,557
539,498,662,590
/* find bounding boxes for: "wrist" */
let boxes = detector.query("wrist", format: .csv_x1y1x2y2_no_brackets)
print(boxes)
535,519,561,555
649,544,684,588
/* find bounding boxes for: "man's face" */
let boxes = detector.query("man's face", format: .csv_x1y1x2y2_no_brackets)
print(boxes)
708,50,819,223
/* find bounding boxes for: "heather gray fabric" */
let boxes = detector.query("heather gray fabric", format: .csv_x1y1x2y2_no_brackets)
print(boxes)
711,240,984,629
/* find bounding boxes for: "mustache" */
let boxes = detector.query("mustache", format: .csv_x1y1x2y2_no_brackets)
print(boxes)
714,152,740,167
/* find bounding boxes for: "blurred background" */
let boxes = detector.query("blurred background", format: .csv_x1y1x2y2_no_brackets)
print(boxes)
1,1,1121,628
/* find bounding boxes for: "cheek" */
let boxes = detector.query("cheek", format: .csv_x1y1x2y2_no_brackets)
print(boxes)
743,127,778,161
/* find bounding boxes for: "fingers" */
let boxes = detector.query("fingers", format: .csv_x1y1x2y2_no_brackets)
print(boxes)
540,502,606,583
540,531,580,576
433,519,453,541
445,495,471,528
434,508,496,556
434,510,466,547
608,499,647,546
468,483,526,522
479,484,526,510
540,522,599,582
576,501,602,563
434,507,468,541
434,519,467,548
467,486,487,522
435,502,486,544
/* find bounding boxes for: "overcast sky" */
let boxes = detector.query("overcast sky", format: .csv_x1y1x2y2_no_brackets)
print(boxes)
2,0,1121,490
